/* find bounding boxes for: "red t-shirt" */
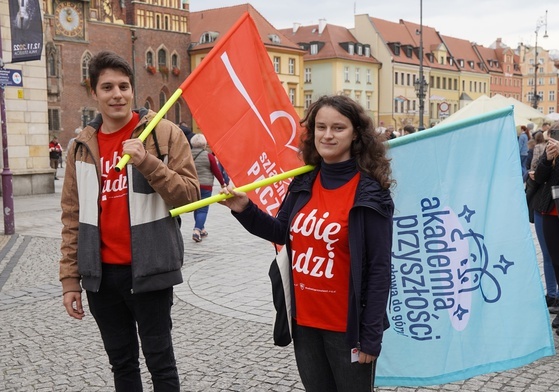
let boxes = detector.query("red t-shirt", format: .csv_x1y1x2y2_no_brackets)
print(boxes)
290,172,360,332
97,113,140,264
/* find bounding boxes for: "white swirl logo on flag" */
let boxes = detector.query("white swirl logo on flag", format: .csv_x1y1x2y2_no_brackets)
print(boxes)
389,197,514,341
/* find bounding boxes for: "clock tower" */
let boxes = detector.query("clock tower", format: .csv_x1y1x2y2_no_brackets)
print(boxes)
54,0,84,39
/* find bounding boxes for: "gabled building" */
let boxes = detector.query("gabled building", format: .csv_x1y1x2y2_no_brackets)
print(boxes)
438,34,490,122
44,0,191,148
353,15,429,129
517,43,558,114
400,20,459,126
278,21,380,120
188,4,305,128
474,39,522,101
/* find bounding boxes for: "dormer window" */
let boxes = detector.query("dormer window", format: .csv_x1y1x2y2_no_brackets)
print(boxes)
200,31,219,44
458,59,464,68
348,44,354,55
364,46,370,57
405,46,413,58
268,34,281,44
468,60,474,68
357,44,363,56
310,43,318,55
389,42,401,56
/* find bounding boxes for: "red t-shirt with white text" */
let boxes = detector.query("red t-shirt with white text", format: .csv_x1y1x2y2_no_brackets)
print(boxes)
290,172,360,332
97,113,139,264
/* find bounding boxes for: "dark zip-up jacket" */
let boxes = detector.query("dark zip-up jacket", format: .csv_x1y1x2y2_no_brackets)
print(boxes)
233,164,393,356
60,108,200,294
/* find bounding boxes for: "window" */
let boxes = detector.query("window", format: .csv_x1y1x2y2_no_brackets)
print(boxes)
348,44,354,55
288,58,295,75
310,44,318,55
81,52,91,82
159,91,167,113
171,53,178,69
305,93,312,109
273,57,280,73
355,68,360,83
394,72,398,85
48,109,60,131
48,52,57,77
164,15,169,30
551,77,556,85
406,73,410,86
158,49,167,68
366,69,371,84
289,88,296,105
344,67,349,82
365,47,370,57
394,100,398,113
147,51,154,66
81,109,96,128
366,94,371,110
357,45,362,56
550,91,555,101
304,67,311,83
174,101,181,123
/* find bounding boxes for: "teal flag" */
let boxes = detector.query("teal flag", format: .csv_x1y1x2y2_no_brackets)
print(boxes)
377,107,555,386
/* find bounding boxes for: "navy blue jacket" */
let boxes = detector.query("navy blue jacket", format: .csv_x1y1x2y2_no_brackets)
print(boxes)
233,163,393,356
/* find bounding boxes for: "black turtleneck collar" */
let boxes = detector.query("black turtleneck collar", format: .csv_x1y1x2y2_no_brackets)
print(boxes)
319,158,358,190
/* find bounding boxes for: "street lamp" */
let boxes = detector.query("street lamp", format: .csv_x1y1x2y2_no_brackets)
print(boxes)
414,0,428,130
532,10,548,109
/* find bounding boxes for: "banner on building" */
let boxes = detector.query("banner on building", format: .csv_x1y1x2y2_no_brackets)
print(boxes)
182,12,304,216
9,0,43,63
376,107,555,386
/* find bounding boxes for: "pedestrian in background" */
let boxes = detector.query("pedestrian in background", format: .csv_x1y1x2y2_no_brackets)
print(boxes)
59,51,200,391
519,125,531,179
403,124,416,136
190,133,227,242
220,95,394,391
534,121,559,334
49,137,62,179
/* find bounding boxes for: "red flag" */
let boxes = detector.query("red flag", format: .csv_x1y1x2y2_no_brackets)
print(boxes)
182,12,304,216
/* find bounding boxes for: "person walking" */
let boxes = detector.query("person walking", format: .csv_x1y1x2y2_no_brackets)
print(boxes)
59,51,200,391
49,137,62,179
220,95,394,391
190,133,228,242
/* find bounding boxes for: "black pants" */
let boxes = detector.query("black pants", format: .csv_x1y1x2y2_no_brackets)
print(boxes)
87,264,179,392
543,214,559,285
292,322,375,392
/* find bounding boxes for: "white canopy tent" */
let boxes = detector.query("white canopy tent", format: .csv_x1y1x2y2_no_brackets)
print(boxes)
437,94,545,130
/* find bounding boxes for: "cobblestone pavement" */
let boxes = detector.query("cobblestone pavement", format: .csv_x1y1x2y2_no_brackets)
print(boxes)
0,168,559,391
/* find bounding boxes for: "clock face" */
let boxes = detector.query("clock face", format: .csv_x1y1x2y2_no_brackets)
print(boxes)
55,1,84,38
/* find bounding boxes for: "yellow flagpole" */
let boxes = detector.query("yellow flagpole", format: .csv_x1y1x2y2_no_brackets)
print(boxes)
115,89,184,172
169,164,315,217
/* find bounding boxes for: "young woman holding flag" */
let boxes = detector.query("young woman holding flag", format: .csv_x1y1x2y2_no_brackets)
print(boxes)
220,95,394,392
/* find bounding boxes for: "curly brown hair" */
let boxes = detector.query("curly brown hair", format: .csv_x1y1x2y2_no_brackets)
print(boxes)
299,95,394,190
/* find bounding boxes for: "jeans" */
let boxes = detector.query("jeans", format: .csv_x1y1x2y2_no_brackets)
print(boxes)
543,214,559,288
535,211,558,298
292,322,375,392
194,188,212,230
86,264,179,392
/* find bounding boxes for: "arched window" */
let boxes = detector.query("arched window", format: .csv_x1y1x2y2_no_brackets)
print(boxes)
158,49,167,68
144,100,151,110
159,91,167,116
48,52,57,77
173,101,181,123
81,52,92,82
146,51,154,66
171,53,179,69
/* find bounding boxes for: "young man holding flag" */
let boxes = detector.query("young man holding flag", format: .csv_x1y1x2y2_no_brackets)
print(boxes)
59,51,200,391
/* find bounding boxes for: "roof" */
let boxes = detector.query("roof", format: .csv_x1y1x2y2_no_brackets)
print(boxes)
440,34,486,74
189,4,303,53
278,23,379,64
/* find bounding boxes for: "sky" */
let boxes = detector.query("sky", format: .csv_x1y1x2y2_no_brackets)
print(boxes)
190,1,559,54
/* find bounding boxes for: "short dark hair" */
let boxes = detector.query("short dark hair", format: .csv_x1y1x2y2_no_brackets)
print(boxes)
403,124,416,134
88,51,134,92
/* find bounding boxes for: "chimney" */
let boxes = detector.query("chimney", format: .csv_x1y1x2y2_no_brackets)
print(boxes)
293,23,301,34
318,18,326,35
